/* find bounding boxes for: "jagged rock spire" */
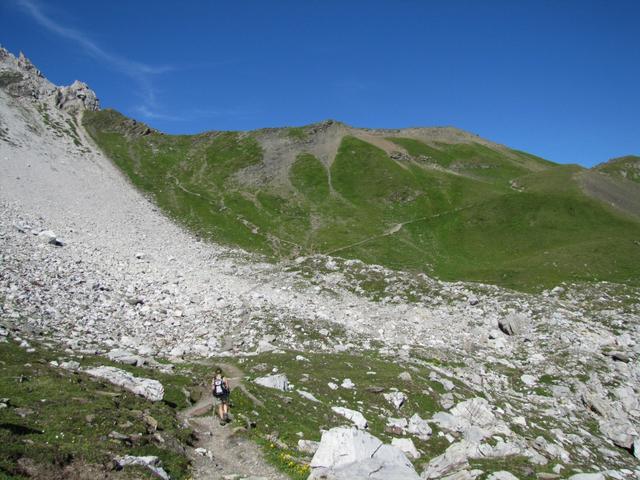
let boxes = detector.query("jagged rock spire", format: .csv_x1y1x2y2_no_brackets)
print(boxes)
0,46,99,112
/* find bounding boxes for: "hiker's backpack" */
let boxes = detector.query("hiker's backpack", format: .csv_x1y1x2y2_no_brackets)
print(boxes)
212,377,228,397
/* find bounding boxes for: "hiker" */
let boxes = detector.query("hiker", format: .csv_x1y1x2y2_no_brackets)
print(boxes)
211,368,231,425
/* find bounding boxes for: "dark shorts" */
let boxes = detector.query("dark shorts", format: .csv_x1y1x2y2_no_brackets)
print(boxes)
212,393,229,406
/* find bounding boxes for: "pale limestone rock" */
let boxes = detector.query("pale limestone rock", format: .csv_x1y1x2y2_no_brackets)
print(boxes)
331,406,368,429
84,366,163,401
310,427,419,480
254,373,289,391
392,437,421,459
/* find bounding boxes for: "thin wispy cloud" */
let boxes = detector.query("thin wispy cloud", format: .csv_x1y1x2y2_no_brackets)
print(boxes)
188,107,261,119
133,105,183,122
15,0,172,117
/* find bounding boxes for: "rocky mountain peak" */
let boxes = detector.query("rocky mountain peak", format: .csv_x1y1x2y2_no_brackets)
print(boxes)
17,50,43,77
0,46,99,112
55,79,99,112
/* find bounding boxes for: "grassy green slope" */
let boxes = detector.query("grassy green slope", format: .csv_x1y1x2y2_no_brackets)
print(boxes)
388,137,548,184
83,110,640,291
0,338,208,479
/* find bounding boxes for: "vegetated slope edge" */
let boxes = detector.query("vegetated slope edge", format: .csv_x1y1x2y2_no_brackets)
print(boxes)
82,109,640,291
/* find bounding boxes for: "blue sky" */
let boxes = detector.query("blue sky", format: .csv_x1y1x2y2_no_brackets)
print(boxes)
1,0,638,167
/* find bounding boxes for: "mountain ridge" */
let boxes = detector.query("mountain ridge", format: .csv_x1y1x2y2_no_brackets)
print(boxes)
82,106,640,290
2,47,640,290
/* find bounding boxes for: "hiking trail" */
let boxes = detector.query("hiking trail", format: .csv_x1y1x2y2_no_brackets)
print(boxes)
179,363,286,480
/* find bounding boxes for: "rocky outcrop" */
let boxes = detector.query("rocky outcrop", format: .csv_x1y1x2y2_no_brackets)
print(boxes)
254,373,289,391
83,366,164,401
55,80,99,112
114,455,169,480
498,313,528,336
421,439,532,479
0,47,98,111
309,427,420,480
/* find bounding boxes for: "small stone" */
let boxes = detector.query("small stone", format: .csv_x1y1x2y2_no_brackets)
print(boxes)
331,406,368,429
298,390,321,403
383,391,407,409
341,378,355,389
143,414,158,432
366,386,385,393
298,439,320,455
498,313,528,336
407,413,432,440
386,417,408,435
108,431,130,441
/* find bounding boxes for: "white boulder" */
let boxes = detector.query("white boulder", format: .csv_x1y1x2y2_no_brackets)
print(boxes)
384,391,407,409
386,417,408,434
487,472,519,480
598,419,638,450
298,390,321,403
115,456,169,480
407,413,432,440
341,378,355,389
84,366,164,401
421,441,476,479
106,349,143,366
310,427,419,480
331,406,368,429
392,437,421,459
254,373,289,391
520,374,537,387
450,397,495,427
567,474,605,480
498,313,528,336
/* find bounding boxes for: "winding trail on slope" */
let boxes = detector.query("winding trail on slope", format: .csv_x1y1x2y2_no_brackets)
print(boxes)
323,203,479,256
179,363,283,480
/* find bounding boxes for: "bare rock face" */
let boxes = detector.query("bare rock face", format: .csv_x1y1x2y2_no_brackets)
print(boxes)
0,46,99,111
55,80,99,112
309,427,420,480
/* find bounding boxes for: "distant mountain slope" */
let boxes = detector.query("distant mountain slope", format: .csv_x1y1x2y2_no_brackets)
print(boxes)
82,110,640,291
578,170,640,221
595,155,640,183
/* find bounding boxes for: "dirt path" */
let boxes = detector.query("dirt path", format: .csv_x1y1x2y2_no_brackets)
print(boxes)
179,364,286,480
323,202,480,255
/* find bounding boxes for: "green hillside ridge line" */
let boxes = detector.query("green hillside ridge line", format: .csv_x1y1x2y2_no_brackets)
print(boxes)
82,109,640,291
595,155,640,184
